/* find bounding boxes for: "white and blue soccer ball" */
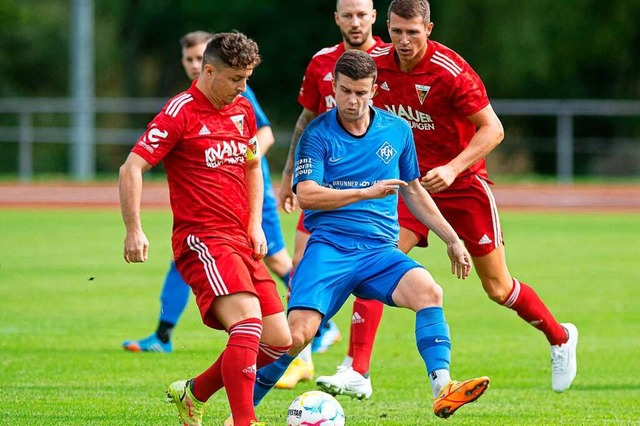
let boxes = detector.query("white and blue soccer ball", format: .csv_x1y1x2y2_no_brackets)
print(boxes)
287,390,346,426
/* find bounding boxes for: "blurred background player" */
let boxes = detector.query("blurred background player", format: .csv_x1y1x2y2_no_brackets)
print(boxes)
274,0,389,390
250,50,489,420
122,30,293,353
316,0,578,398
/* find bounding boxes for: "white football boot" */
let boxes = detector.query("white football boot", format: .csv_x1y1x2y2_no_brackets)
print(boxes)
551,322,579,393
316,366,372,400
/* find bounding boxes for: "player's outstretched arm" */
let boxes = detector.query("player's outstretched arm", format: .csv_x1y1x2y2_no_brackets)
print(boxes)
400,180,471,279
119,152,153,263
279,108,317,213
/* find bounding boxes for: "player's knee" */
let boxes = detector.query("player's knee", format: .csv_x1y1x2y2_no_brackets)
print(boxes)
482,277,511,303
267,329,293,349
422,282,443,306
289,328,312,354
396,280,443,311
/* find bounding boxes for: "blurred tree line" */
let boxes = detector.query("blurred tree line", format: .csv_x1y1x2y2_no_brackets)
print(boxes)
1,0,639,176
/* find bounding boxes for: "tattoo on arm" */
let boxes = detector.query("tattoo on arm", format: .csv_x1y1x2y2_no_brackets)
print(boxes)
283,109,316,176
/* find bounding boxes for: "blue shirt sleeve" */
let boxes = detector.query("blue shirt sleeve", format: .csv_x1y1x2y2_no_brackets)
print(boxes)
241,85,271,129
397,120,420,182
292,124,325,193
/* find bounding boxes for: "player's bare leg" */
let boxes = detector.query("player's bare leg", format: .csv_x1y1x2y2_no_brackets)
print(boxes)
473,245,577,392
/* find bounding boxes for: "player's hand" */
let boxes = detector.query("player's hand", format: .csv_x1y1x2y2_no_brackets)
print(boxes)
123,230,149,263
421,165,457,193
365,179,408,199
278,173,298,214
249,226,268,260
446,240,472,279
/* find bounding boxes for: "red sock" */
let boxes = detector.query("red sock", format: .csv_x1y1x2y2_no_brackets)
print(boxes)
502,279,567,346
257,343,290,368
350,297,384,375
192,318,262,425
192,355,223,402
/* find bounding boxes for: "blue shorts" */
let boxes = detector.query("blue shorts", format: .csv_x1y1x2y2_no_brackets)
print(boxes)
261,158,286,256
288,237,423,330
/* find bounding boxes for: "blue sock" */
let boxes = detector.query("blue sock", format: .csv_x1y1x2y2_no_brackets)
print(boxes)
159,261,190,325
254,353,296,406
415,307,451,375
279,269,291,289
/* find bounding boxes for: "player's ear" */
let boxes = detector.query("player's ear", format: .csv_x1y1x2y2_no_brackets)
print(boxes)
426,21,434,37
203,63,215,78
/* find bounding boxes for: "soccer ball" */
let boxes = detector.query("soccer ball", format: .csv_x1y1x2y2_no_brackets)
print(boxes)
287,390,345,426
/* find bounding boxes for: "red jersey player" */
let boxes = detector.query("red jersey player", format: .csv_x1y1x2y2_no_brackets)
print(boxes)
119,32,291,426
275,0,390,391
317,0,578,398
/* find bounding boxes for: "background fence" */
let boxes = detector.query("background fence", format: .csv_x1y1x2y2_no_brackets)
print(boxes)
1,98,639,183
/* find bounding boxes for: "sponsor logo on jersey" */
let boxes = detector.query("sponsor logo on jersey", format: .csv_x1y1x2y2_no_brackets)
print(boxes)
205,140,247,168
138,125,168,153
415,84,431,104
352,312,365,324
478,234,492,245
328,156,343,164
230,114,245,136
384,104,435,131
324,95,337,110
294,157,313,178
198,125,211,136
323,72,333,82
380,81,390,91
376,141,397,164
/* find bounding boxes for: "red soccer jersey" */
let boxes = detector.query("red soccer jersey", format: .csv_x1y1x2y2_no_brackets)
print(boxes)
372,40,491,189
298,36,390,115
131,80,259,247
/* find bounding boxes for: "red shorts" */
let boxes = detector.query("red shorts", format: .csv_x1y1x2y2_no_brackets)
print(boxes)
398,175,504,257
296,211,310,234
173,233,284,330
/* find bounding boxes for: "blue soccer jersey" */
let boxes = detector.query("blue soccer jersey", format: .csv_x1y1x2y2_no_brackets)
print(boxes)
293,107,420,247
242,86,286,256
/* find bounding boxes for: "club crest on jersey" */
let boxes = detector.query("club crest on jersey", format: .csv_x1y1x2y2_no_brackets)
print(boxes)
415,84,431,105
376,141,397,164
230,114,245,136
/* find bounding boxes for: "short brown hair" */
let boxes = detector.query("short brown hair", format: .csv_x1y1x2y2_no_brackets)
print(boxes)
387,0,430,22
203,31,261,70
179,31,213,49
334,50,377,82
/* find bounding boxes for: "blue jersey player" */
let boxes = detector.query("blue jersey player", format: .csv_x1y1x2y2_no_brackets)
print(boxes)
249,50,490,419
122,31,292,354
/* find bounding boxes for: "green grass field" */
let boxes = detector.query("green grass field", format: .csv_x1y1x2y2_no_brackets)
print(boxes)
1,208,639,425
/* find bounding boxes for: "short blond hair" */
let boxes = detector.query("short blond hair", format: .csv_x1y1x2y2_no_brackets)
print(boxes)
180,31,213,49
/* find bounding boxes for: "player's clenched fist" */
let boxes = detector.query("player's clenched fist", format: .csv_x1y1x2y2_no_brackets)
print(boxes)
123,230,149,263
